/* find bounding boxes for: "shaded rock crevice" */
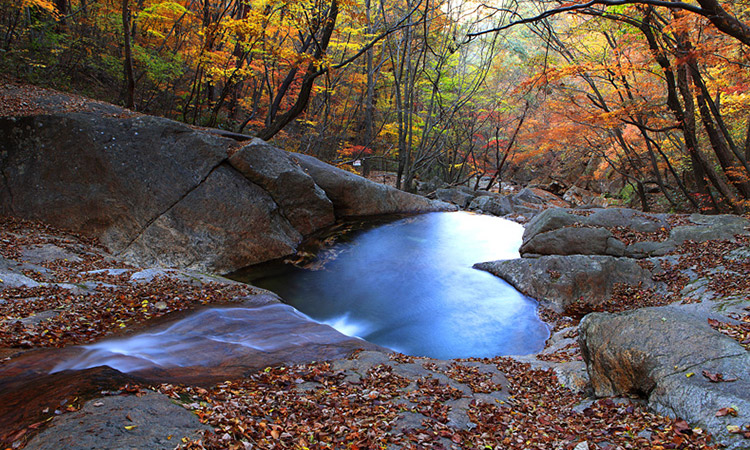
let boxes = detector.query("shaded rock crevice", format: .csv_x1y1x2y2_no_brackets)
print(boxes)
118,163,302,273
115,157,229,258
0,165,13,215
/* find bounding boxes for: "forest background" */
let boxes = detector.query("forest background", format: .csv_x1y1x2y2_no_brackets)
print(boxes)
1,0,749,213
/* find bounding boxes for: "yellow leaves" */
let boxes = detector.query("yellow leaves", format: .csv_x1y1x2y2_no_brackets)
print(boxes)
144,29,166,40
8,0,58,14
380,123,400,140
141,1,188,20
221,16,265,42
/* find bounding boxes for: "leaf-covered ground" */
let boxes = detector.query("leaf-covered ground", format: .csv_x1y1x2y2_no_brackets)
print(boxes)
0,217,257,353
157,353,717,450
1,215,747,449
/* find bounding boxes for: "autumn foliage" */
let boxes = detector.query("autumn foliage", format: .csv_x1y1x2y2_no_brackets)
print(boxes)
1,0,749,211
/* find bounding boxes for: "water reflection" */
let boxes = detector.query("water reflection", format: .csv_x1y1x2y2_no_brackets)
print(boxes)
253,212,549,359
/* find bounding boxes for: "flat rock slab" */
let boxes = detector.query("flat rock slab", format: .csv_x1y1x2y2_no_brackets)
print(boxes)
24,391,209,450
20,244,83,264
0,269,43,289
474,255,656,312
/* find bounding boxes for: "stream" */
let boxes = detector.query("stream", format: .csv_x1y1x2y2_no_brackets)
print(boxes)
0,212,549,436
11,212,548,379
237,211,549,359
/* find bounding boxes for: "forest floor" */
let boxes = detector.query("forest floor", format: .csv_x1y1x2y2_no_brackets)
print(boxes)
0,216,725,450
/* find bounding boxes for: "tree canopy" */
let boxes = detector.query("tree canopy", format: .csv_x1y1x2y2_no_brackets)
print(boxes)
1,0,749,211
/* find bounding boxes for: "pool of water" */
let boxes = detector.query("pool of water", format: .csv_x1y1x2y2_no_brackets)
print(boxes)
243,212,549,359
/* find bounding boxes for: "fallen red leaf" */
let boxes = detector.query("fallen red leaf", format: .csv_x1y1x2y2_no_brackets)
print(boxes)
702,370,738,382
715,407,737,417
674,419,692,435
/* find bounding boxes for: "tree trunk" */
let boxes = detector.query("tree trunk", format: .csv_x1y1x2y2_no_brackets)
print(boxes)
256,0,339,140
122,0,135,109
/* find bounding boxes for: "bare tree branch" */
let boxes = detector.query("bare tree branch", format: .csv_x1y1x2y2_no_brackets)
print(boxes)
466,0,750,47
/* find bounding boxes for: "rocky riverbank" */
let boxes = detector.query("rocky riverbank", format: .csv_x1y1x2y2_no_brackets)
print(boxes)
1,211,742,450
0,83,453,275
476,208,750,449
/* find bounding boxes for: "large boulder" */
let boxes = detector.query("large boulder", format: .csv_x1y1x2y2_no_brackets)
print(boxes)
584,208,670,232
469,195,515,216
436,187,475,208
520,227,623,257
467,189,569,219
118,165,302,274
228,138,335,235
474,255,656,313
580,307,750,449
291,153,454,217
0,114,230,252
0,106,452,274
521,208,579,240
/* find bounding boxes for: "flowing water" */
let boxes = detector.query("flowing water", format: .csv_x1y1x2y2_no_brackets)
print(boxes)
243,211,549,359
40,211,548,376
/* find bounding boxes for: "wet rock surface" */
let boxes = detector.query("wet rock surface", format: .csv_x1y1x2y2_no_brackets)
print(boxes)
0,217,378,447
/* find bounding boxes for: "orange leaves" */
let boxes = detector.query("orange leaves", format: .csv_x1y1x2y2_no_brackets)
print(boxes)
337,144,372,159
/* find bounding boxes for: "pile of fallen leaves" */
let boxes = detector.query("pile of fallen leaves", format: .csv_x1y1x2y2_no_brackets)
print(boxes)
536,343,581,363
161,356,717,450
537,307,578,332
607,226,671,246
0,280,254,348
592,284,670,315
0,217,256,349
652,236,750,299
159,362,407,450
709,310,750,351
0,81,139,118
443,362,501,394
561,283,671,319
